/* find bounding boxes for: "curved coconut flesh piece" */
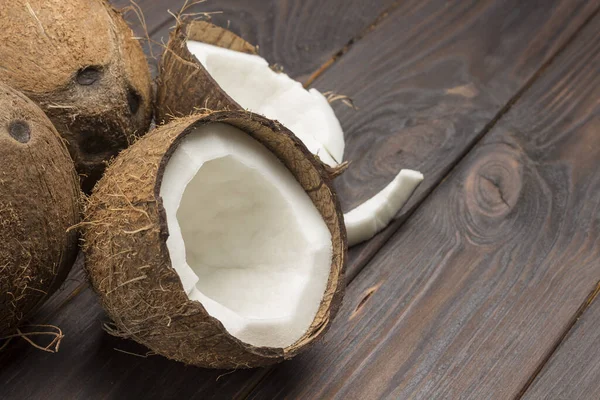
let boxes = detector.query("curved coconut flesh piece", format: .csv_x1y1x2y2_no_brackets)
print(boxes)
0,0,153,192
0,83,81,336
83,111,346,368
345,170,423,246
156,21,423,246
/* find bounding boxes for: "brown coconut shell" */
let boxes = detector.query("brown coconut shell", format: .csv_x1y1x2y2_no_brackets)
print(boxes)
83,111,346,368
155,20,349,178
0,83,81,337
0,0,153,192
155,20,257,124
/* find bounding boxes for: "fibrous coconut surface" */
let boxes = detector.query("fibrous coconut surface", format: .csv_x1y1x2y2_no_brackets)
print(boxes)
0,83,81,336
83,111,346,368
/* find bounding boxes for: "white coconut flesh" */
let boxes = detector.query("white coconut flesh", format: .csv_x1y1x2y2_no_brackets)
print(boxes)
160,123,333,348
344,170,424,246
186,40,424,246
187,41,344,166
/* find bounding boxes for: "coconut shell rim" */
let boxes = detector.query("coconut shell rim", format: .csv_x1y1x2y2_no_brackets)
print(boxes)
152,110,347,360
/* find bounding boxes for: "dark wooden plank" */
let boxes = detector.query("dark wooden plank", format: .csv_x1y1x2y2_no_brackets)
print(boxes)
248,12,600,399
522,288,600,400
0,2,597,400
323,0,599,280
111,0,400,80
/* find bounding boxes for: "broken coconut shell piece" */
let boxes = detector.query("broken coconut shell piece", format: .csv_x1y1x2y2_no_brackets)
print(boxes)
0,0,153,192
156,20,345,169
0,83,81,337
83,111,346,368
156,20,424,245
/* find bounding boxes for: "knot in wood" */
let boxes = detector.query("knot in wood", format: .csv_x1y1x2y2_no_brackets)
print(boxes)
460,145,524,244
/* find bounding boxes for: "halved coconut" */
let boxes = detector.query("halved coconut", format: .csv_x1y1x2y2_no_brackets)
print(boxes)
0,0,153,192
156,21,423,246
0,83,81,337
83,111,345,368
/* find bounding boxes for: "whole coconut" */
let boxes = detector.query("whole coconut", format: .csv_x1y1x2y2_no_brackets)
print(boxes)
0,83,81,337
0,0,153,192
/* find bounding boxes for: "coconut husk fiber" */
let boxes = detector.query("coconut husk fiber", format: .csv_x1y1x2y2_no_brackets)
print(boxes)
0,0,153,192
83,111,346,368
155,20,256,124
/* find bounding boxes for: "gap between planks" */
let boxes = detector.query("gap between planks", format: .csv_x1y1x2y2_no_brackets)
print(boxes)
507,6,600,397
517,279,600,398
303,0,407,87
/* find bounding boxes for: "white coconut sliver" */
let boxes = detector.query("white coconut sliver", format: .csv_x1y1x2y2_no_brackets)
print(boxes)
187,41,344,166
344,170,423,246
161,123,333,348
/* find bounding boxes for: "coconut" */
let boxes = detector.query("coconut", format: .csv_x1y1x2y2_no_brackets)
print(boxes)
83,111,346,368
156,21,345,168
0,83,81,337
156,21,424,245
0,0,153,192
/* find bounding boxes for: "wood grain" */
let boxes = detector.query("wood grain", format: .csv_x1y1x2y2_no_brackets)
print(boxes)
247,13,600,399
0,1,598,399
110,0,400,80
522,287,600,400
325,0,598,280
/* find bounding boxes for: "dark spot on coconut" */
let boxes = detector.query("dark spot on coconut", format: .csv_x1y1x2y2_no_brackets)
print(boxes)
8,120,31,143
76,66,103,86
80,130,107,155
127,87,141,115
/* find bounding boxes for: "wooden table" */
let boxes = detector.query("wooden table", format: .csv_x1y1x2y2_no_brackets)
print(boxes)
2,1,600,399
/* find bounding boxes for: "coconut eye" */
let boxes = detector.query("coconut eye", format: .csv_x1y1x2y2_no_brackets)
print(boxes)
127,87,141,115
8,120,31,143
76,66,103,86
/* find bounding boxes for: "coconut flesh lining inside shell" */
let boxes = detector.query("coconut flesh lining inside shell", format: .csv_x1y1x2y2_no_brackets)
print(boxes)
160,123,333,348
187,41,344,166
